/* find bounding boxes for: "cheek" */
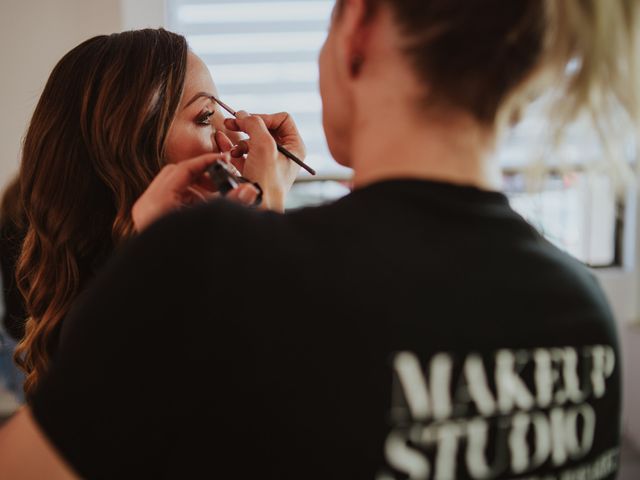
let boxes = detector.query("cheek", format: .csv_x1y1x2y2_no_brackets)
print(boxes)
165,121,217,163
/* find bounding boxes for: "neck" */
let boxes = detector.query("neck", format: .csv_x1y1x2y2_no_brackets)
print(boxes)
350,92,501,191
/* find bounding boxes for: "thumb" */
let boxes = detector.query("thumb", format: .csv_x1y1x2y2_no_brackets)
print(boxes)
224,183,259,206
173,153,227,190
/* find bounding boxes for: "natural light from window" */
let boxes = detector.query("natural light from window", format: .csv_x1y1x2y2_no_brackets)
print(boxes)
167,0,630,267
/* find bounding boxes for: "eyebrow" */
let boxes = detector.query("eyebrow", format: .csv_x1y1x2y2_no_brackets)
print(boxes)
183,92,214,109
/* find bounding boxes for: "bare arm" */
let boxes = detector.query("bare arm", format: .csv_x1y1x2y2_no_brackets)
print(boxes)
0,407,78,479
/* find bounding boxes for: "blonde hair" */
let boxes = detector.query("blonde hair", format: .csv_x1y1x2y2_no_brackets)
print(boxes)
350,0,639,182
501,0,640,186
546,0,639,126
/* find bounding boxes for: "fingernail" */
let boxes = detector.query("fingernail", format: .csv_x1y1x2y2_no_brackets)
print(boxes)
238,187,253,202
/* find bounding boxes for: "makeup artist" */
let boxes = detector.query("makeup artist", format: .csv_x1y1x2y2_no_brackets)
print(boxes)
1,0,638,478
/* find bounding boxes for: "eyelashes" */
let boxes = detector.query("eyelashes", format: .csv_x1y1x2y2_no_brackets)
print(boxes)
196,110,214,126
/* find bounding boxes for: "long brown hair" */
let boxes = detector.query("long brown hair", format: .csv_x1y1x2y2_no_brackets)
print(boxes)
10,28,188,397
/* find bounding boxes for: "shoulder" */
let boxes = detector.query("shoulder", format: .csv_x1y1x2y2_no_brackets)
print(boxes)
139,198,349,262
85,199,337,307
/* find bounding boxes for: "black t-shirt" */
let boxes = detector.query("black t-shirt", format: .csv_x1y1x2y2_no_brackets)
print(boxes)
31,180,620,479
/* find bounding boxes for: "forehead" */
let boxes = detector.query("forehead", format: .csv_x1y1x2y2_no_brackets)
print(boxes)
182,51,218,105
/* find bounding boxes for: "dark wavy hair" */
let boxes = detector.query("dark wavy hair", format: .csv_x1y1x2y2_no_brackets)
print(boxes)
8,28,188,397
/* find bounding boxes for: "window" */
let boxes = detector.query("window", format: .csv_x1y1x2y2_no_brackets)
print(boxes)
497,100,636,268
167,0,636,269
167,0,346,179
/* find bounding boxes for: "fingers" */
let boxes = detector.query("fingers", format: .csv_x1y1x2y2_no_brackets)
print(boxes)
224,117,240,132
174,153,227,187
253,112,296,135
217,110,303,212
184,186,208,204
132,153,234,233
226,112,298,136
230,155,246,174
195,173,217,192
215,129,246,172
224,111,274,146
225,183,260,206
214,130,234,153
224,111,305,162
187,185,219,201
154,153,227,200
231,140,249,158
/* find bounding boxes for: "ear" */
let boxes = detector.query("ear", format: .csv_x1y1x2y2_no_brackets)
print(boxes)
335,0,375,79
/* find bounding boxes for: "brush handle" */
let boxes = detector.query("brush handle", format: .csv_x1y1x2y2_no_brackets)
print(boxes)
276,144,316,175
212,96,316,175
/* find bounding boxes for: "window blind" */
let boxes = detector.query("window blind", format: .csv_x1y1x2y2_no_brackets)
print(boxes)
167,0,628,267
167,0,348,178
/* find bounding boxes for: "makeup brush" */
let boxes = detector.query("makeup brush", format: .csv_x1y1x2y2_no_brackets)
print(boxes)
211,95,316,176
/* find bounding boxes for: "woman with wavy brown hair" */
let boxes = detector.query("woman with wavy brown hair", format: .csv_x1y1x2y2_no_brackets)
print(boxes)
1,28,300,398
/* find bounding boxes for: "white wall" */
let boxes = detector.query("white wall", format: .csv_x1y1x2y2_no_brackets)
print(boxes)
120,0,166,31
0,0,122,188
0,0,166,190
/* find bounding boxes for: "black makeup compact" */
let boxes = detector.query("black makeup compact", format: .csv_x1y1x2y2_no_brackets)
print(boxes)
207,159,263,206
